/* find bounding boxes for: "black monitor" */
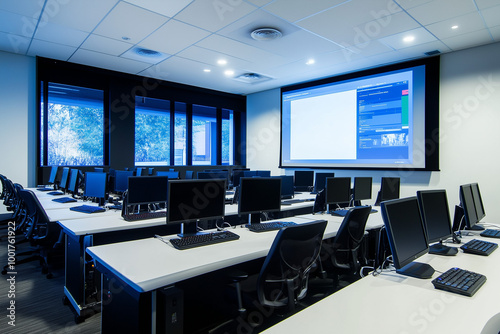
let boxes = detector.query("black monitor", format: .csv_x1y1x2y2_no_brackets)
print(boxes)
127,176,169,206
313,172,335,193
381,197,434,279
294,170,314,191
353,177,372,201
325,177,351,207
59,167,70,192
67,168,83,196
238,177,281,224
157,171,180,179
459,183,482,230
243,171,258,177
231,169,249,187
48,165,58,186
377,177,400,205
471,183,485,223
114,170,134,193
273,175,294,200
84,172,107,204
197,171,228,181
167,179,226,237
256,170,271,177
417,190,458,256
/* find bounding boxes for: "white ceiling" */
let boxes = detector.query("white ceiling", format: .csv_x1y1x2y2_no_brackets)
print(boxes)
0,0,499,95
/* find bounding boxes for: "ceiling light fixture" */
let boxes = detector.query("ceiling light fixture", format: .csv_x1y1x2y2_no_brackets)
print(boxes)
306,59,315,65
224,70,234,76
217,59,227,65
403,36,415,43
203,69,211,73
250,27,282,41
451,25,459,30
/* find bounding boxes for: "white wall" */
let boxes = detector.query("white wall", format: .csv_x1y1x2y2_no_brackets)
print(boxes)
246,42,500,221
0,51,36,187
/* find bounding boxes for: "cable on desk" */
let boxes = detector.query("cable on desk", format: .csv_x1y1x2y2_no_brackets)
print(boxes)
154,234,169,245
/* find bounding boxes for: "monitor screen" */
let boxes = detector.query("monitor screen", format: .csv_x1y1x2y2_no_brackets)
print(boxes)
243,171,258,177
273,175,294,199
280,57,440,171
294,170,314,189
197,171,228,181
48,166,58,184
84,172,107,199
470,183,485,222
313,172,335,193
417,190,457,256
59,167,70,191
381,197,434,279
380,177,400,202
157,171,180,179
135,167,143,176
67,168,82,195
256,170,271,177
127,176,169,206
459,183,478,229
114,170,134,193
325,177,351,205
238,177,282,218
167,179,226,225
231,169,249,187
353,177,372,201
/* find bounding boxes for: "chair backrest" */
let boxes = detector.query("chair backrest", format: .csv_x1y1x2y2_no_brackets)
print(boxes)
328,205,372,272
257,220,327,311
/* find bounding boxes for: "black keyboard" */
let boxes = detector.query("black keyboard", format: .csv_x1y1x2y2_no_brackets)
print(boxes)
246,221,297,233
281,199,305,205
122,211,166,222
460,239,498,256
52,197,77,203
170,230,240,250
70,205,106,214
480,229,500,238
432,267,486,297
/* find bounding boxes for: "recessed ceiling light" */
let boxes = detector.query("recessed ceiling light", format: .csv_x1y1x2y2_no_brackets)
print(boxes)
403,36,415,43
306,59,315,65
122,36,131,41
224,70,234,76
217,59,227,65
203,69,211,73
451,25,459,30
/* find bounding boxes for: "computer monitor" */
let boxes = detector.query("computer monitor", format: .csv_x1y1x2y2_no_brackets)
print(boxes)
231,169,249,187
377,177,400,205
381,197,434,279
197,171,229,181
238,177,281,224
273,175,294,200
417,190,458,256
67,168,83,196
313,172,335,193
353,177,372,201
59,167,70,192
471,183,485,223
294,170,314,191
243,171,258,177
114,170,134,193
84,172,107,205
135,167,143,176
48,165,58,186
256,170,271,177
325,177,351,207
167,179,226,237
157,171,180,179
459,183,483,230
127,176,169,206
94,167,104,173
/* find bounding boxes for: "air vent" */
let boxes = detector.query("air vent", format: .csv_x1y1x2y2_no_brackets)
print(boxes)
425,50,441,56
135,47,163,57
234,72,273,84
250,28,282,41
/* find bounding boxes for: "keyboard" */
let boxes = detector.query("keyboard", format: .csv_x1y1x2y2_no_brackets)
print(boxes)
37,187,53,192
70,205,106,214
480,229,500,238
460,239,498,256
48,191,64,196
170,230,240,250
122,211,166,222
331,207,378,217
432,267,486,297
281,199,305,205
52,197,77,203
246,221,297,233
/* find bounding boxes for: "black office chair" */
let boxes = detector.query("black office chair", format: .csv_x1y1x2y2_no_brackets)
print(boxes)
321,206,371,287
231,220,327,316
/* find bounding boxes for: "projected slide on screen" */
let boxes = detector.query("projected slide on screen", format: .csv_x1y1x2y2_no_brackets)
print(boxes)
281,64,427,169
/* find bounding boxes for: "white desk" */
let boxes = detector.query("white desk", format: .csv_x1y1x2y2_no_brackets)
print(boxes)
262,233,500,334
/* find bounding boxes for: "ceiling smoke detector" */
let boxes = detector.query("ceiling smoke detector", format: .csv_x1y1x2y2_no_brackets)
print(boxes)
250,28,282,41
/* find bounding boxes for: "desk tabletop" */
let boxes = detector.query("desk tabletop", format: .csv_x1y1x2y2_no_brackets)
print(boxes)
262,233,500,334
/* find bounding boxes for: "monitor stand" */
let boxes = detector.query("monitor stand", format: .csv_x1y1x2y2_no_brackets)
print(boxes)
429,242,458,256
178,221,206,238
396,262,435,279
248,213,261,225
465,224,485,231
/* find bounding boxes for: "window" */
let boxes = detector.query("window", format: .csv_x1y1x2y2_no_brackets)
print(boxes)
222,109,234,165
135,97,170,166
192,104,217,165
42,83,104,166
174,102,187,165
